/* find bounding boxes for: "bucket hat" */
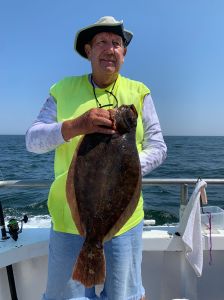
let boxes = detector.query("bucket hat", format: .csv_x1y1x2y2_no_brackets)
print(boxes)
74,16,133,59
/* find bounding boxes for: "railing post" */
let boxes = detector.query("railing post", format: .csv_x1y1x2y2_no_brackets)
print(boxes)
179,184,188,220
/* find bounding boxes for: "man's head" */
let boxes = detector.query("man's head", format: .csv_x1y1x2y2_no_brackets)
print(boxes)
74,16,133,59
84,31,127,76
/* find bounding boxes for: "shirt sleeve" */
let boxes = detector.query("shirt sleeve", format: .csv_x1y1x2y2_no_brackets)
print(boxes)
139,94,167,176
25,96,66,154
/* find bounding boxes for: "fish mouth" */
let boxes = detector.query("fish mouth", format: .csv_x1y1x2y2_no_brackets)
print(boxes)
121,105,138,132
123,119,131,132
113,104,138,134
130,104,138,118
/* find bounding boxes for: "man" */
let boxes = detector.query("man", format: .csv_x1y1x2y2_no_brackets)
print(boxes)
26,16,167,300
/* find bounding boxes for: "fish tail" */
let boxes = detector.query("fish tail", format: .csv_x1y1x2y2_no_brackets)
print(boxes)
72,239,105,288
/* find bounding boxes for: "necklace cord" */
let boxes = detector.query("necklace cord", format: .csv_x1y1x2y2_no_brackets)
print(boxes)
91,75,118,108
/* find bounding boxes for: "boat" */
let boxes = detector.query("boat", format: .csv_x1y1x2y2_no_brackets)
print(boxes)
0,178,224,300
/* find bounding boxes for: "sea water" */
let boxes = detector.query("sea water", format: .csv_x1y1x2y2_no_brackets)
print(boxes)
0,135,224,226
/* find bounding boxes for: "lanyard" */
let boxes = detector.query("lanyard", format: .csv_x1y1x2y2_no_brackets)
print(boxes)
90,75,118,108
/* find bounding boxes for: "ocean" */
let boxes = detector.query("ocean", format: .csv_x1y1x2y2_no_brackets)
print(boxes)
0,135,224,226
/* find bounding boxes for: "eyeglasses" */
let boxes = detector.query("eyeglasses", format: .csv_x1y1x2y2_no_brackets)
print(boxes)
91,75,118,108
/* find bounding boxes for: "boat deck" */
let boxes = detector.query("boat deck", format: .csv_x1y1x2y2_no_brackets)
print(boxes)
1,225,224,300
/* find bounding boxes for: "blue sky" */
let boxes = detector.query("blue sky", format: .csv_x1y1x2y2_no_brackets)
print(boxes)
1,0,224,135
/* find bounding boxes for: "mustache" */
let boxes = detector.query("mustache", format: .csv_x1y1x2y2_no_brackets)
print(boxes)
100,55,117,62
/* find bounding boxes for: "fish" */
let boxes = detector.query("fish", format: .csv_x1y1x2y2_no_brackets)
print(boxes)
66,104,141,288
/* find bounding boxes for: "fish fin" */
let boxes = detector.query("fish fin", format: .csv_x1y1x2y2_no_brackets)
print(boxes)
66,138,86,236
72,239,105,288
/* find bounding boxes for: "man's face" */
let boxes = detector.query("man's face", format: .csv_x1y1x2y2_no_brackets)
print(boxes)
85,32,127,76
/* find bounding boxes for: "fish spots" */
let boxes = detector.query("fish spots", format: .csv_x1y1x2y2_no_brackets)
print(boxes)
68,105,140,287
88,252,94,259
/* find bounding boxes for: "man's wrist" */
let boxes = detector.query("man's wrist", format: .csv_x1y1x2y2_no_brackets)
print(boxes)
61,120,75,141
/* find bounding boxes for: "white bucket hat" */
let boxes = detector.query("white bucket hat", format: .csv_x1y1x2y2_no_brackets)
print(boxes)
74,16,133,59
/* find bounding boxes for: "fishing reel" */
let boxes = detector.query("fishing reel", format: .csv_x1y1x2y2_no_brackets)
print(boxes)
7,215,28,241
0,200,28,241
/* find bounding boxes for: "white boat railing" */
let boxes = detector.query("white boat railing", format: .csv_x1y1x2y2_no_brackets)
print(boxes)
1,178,224,206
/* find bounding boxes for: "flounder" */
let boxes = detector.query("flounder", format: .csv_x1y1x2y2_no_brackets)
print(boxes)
66,104,141,288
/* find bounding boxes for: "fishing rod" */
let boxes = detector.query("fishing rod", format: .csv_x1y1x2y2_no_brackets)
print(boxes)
0,201,29,300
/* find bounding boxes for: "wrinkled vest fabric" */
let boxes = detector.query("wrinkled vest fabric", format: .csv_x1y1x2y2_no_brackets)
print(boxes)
48,74,150,235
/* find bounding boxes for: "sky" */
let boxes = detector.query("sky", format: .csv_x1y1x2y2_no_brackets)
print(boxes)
0,0,224,135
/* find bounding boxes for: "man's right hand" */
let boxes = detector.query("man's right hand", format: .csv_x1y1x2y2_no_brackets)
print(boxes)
61,108,116,141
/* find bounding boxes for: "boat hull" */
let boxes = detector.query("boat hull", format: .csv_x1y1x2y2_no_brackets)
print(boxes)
1,227,224,300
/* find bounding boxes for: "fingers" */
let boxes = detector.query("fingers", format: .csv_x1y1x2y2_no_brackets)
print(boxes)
83,108,115,134
108,109,116,130
93,126,116,135
84,108,115,133
88,108,111,122
92,116,112,127
62,108,117,140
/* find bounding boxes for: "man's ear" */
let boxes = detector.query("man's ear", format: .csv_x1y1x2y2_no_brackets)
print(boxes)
84,44,91,60
121,47,127,64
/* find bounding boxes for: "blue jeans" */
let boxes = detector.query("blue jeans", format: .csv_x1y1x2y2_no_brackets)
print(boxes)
42,221,144,300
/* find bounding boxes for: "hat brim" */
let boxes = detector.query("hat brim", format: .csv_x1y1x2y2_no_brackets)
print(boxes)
74,23,133,59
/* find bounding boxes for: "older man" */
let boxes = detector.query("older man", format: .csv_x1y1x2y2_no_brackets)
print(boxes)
26,16,167,300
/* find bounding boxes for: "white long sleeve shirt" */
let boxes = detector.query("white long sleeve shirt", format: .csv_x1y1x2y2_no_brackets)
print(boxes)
26,94,167,176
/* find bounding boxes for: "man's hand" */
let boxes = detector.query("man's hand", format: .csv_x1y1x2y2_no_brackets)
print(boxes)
62,108,116,141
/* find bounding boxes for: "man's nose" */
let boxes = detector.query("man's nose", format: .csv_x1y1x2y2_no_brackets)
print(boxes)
104,42,116,53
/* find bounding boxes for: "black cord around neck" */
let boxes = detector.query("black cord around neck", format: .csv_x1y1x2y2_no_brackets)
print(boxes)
90,75,118,108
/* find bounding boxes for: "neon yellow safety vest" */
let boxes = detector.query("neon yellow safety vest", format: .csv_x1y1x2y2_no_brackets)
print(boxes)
48,74,150,235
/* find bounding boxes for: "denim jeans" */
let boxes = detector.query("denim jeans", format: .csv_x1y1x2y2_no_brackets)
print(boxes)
42,220,144,300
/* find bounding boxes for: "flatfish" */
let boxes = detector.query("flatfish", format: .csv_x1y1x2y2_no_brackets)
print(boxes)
66,104,141,288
